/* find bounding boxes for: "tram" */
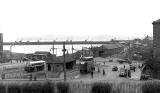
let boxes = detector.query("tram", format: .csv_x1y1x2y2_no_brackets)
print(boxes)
79,56,95,73
24,60,46,72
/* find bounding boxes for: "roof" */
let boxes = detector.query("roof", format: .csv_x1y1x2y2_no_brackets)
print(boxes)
153,19,160,25
48,54,76,64
101,44,123,49
28,60,46,64
34,51,51,55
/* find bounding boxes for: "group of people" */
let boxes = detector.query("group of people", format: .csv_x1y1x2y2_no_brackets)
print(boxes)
90,67,106,78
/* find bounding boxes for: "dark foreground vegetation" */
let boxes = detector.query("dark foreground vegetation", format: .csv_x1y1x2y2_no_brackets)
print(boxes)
0,80,159,93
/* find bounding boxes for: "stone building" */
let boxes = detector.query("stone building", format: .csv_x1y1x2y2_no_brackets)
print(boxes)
47,54,76,72
92,43,124,57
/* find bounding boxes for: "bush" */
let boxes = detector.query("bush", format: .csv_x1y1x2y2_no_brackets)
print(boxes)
8,84,21,93
22,83,43,93
41,82,55,93
91,82,112,93
0,84,6,93
57,82,69,93
142,82,160,93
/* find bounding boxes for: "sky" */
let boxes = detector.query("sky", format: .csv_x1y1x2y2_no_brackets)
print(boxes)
0,0,160,54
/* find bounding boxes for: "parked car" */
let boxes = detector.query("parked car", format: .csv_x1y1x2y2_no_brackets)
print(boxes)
119,68,127,77
117,59,126,64
140,74,151,80
109,59,113,62
112,66,118,71
130,65,136,71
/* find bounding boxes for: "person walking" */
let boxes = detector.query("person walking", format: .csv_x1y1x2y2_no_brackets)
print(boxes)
98,67,100,73
91,71,93,78
103,69,105,75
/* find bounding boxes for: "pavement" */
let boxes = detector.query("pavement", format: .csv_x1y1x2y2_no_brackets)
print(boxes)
0,57,143,83
68,57,143,82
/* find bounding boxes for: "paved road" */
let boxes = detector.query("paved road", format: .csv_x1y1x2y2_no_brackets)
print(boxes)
69,57,142,82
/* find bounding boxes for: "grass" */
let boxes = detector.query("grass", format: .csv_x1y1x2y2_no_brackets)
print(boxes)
8,84,21,93
22,83,43,93
0,84,6,93
0,80,160,93
142,81,160,93
91,82,112,93
56,82,69,93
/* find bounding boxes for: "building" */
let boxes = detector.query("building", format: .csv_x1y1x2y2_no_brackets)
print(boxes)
26,51,55,61
0,33,3,63
153,19,160,59
47,54,76,72
92,43,124,57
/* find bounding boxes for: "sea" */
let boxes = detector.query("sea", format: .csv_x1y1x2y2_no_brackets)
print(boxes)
3,44,101,56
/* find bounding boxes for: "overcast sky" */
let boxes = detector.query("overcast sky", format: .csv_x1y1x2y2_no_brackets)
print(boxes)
0,0,159,42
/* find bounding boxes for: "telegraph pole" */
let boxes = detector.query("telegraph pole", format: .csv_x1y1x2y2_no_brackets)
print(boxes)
63,42,67,82
10,44,14,63
72,44,73,54
52,44,54,55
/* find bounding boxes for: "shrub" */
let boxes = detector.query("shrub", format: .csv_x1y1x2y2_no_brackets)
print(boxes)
41,81,55,93
142,82,160,93
91,82,112,93
8,84,21,93
22,83,43,93
57,82,69,93
0,84,6,93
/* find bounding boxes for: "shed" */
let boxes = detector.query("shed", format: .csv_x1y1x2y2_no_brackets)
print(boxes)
47,54,76,72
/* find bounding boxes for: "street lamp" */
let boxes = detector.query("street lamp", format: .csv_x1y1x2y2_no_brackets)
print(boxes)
10,44,15,63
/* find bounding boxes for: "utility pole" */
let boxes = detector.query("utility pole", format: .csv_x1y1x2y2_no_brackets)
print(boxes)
62,42,67,82
72,44,73,54
52,44,54,55
10,44,14,63
128,40,132,63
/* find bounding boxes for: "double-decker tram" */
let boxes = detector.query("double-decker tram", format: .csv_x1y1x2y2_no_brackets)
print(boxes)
79,56,95,73
24,60,46,72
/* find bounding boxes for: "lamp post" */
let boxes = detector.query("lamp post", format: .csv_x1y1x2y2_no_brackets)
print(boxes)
62,42,66,82
10,44,15,63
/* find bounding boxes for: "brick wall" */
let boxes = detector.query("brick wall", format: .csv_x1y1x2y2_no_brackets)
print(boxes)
0,33,3,62
153,20,160,59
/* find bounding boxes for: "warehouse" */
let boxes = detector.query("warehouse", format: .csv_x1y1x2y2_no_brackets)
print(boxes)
92,44,124,57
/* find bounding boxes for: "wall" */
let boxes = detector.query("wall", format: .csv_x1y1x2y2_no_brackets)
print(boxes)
0,33,3,62
153,21,160,59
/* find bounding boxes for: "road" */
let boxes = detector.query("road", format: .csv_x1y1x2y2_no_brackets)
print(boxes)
0,57,143,83
69,57,142,83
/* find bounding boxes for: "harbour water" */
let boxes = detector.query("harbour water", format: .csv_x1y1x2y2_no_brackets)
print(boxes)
3,44,101,56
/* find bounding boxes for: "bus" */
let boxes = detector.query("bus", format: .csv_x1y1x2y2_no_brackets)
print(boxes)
24,60,46,72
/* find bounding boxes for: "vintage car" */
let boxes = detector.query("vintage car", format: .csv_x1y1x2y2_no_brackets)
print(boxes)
117,59,126,64
112,66,118,71
119,68,127,77
130,65,136,71
109,59,113,62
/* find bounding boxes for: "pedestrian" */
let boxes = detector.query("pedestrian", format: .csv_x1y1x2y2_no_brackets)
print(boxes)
34,75,37,81
91,71,93,78
98,67,100,73
128,70,131,78
134,66,136,72
1,72,5,80
29,74,32,81
124,65,125,68
103,69,105,75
